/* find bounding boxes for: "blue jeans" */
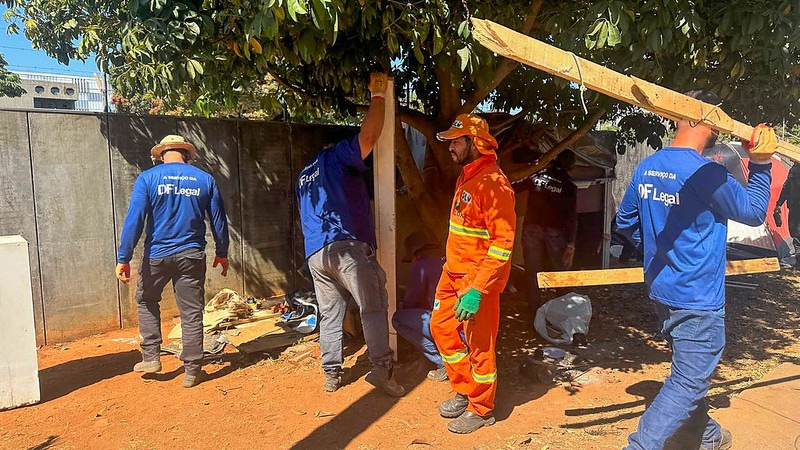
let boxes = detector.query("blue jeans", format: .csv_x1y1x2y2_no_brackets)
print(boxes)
626,302,726,450
392,309,443,368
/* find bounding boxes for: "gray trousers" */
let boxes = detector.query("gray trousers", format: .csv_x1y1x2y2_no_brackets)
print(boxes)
307,240,393,375
136,247,206,375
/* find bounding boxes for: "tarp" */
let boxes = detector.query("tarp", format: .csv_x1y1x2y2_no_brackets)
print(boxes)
702,142,792,263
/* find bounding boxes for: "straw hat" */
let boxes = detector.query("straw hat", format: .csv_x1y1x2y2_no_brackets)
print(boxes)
150,135,197,161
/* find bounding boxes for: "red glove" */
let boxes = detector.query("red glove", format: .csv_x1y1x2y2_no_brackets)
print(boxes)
116,263,131,284
213,256,229,277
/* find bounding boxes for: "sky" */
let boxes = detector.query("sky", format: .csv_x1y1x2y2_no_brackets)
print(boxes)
0,5,98,77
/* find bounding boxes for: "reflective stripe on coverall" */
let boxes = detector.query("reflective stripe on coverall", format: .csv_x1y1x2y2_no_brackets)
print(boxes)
431,154,516,416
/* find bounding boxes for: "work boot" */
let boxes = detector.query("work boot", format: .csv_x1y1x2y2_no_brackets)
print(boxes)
447,411,496,434
324,374,342,393
700,428,732,450
365,367,406,397
133,359,162,374
438,393,469,418
427,367,449,382
183,370,207,388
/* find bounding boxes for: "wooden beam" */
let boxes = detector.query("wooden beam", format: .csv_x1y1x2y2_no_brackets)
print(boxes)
471,18,800,162
374,78,398,360
537,257,780,288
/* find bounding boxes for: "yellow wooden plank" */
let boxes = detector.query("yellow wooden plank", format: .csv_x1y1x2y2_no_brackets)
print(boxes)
471,18,800,162
537,257,780,288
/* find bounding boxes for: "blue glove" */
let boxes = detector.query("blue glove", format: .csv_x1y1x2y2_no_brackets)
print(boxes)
454,288,482,321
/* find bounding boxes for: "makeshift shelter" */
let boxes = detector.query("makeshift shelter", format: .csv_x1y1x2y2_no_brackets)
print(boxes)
703,142,793,264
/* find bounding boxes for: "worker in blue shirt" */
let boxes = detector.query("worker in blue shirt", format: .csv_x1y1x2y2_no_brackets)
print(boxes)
115,135,229,389
297,72,404,397
392,231,447,381
616,90,777,450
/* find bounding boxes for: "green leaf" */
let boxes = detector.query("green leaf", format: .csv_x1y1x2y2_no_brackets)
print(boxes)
597,22,609,47
413,44,424,64
607,23,621,46
63,18,78,30
433,28,443,55
457,20,468,38
387,33,399,53
287,0,307,22
189,59,203,75
457,46,470,72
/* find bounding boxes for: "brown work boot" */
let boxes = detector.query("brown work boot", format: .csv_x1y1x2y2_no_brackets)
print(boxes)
365,367,406,397
133,359,162,374
700,428,732,450
183,370,207,388
427,367,449,382
324,373,342,393
447,411,495,434
438,393,469,418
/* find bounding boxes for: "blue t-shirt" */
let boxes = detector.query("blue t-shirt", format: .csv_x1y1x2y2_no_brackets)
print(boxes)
117,162,229,263
616,147,771,310
297,136,376,258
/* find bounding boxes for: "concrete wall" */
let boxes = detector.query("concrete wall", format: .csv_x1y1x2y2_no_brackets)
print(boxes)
0,109,356,344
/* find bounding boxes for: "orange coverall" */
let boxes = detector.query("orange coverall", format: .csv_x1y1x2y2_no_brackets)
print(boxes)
431,154,516,416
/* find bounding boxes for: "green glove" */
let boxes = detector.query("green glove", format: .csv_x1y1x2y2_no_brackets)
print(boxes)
454,288,482,322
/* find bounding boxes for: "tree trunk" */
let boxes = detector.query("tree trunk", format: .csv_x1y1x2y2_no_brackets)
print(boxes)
394,112,449,240
507,108,607,182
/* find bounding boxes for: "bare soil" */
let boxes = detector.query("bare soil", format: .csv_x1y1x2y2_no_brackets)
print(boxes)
2,271,798,450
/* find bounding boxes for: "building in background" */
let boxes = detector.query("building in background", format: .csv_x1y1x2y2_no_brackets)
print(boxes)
0,71,108,112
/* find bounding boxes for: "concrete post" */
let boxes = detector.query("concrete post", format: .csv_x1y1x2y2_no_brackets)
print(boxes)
0,235,40,410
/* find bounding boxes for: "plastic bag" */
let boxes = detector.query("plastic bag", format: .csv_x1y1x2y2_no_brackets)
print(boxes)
534,292,592,345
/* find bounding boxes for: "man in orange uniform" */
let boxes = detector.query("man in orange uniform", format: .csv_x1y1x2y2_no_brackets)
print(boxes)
431,114,516,434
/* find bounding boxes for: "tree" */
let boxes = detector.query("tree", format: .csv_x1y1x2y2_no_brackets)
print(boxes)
0,53,24,97
6,0,800,234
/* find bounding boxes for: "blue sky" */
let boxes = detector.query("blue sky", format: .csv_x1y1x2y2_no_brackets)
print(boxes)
0,5,98,77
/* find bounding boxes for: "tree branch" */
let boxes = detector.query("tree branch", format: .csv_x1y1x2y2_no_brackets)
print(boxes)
507,107,607,183
434,60,460,121
398,106,435,139
459,0,544,115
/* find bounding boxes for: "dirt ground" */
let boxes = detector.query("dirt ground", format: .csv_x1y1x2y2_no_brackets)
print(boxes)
2,271,799,450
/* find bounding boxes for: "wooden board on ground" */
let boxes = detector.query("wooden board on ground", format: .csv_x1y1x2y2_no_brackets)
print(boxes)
223,318,288,347
169,309,281,339
470,18,800,162
231,328,319,354
537,257,780,288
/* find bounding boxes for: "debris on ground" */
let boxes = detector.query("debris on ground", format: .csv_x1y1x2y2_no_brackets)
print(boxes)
165,288,321,355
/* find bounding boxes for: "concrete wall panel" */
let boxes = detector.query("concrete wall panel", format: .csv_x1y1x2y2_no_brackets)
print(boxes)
178,118,245,299
239,121,294,297
108,115,178,328
0,111,45,344
29,113,119,342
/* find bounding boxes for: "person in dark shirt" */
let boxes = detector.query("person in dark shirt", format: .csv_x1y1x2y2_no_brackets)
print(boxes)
776,163,800,257
392,232,446,381
512,150,578,314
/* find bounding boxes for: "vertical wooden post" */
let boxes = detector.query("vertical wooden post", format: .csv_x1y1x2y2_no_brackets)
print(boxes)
374,78,398,359
602,168,613,269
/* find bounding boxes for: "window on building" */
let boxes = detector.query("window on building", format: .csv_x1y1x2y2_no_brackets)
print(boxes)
50,87,60,95
34,86,45,94
65,88,75,96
